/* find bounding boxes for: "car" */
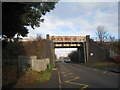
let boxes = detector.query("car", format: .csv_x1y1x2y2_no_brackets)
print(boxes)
64,60,71,63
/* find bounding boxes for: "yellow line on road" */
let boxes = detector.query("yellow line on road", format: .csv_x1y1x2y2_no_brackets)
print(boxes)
64,73,89,90
64,73,73,76
65,77,79,82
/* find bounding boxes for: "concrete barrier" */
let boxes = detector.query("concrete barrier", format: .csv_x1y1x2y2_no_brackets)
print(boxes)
18,56,50,73
32,59,47,72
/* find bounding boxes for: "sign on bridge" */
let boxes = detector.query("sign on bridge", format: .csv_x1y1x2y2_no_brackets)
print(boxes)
49,36,86,42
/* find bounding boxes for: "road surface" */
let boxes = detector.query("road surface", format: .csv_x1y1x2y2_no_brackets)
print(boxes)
57,63,119,89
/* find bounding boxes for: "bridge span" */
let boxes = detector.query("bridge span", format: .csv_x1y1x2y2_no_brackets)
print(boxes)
46,34,90,63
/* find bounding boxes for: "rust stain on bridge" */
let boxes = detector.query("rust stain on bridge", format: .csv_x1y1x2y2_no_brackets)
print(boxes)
49,36,86,42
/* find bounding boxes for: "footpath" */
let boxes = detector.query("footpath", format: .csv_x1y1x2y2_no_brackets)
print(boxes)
35,63,60,89
37,67,59,88
12,64,60,89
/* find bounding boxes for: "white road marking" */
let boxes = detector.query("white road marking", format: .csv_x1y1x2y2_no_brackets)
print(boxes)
58,68,62,90
103,71,108,74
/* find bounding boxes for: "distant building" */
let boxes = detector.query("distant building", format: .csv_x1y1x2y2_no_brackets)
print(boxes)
19,38,34,42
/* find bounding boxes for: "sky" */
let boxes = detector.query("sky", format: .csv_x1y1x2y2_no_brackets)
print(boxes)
26,0,119,58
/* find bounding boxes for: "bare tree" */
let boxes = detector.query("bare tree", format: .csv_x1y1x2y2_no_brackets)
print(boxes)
108,35,116,42
36,34,43,40
96,25,108,44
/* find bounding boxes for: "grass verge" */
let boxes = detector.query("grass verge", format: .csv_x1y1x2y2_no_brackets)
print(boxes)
13,64,55,87
91,61,119,67
36,64,54,83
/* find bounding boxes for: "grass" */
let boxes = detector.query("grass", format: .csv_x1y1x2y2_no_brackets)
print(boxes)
55,59,61,63
91,61,119,67
36,64,54,83
14,64,55,87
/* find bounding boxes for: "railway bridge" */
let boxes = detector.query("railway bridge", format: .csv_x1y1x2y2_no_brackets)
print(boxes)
46,34,106,63
46,34,91,63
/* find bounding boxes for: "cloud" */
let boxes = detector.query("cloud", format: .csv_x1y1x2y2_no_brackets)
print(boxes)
26,2,118,57
55,48,77,58
28,2,118,36
60,0,119,2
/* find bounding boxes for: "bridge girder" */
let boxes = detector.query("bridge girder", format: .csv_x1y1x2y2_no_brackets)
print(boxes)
53,42,83,48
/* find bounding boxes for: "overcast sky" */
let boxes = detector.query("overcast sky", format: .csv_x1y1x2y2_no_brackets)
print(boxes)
26,0,119,58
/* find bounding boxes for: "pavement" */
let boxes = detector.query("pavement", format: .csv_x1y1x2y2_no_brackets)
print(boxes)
33,67,60,88
6,64,60,89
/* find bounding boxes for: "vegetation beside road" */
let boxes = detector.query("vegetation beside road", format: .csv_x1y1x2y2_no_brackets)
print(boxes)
85,61,120,73
36,64,54,83
3,2,57,40
14,64,55,87
2,64,18,88
90,61,119,67
2,36,56,88
3,38,55,60
55,59,61,63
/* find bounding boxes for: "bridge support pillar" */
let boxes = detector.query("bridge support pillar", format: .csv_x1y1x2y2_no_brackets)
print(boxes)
46,34,50,39
83,42,87,63
77,48,81,63
77,43,84,63
85,35,90,63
